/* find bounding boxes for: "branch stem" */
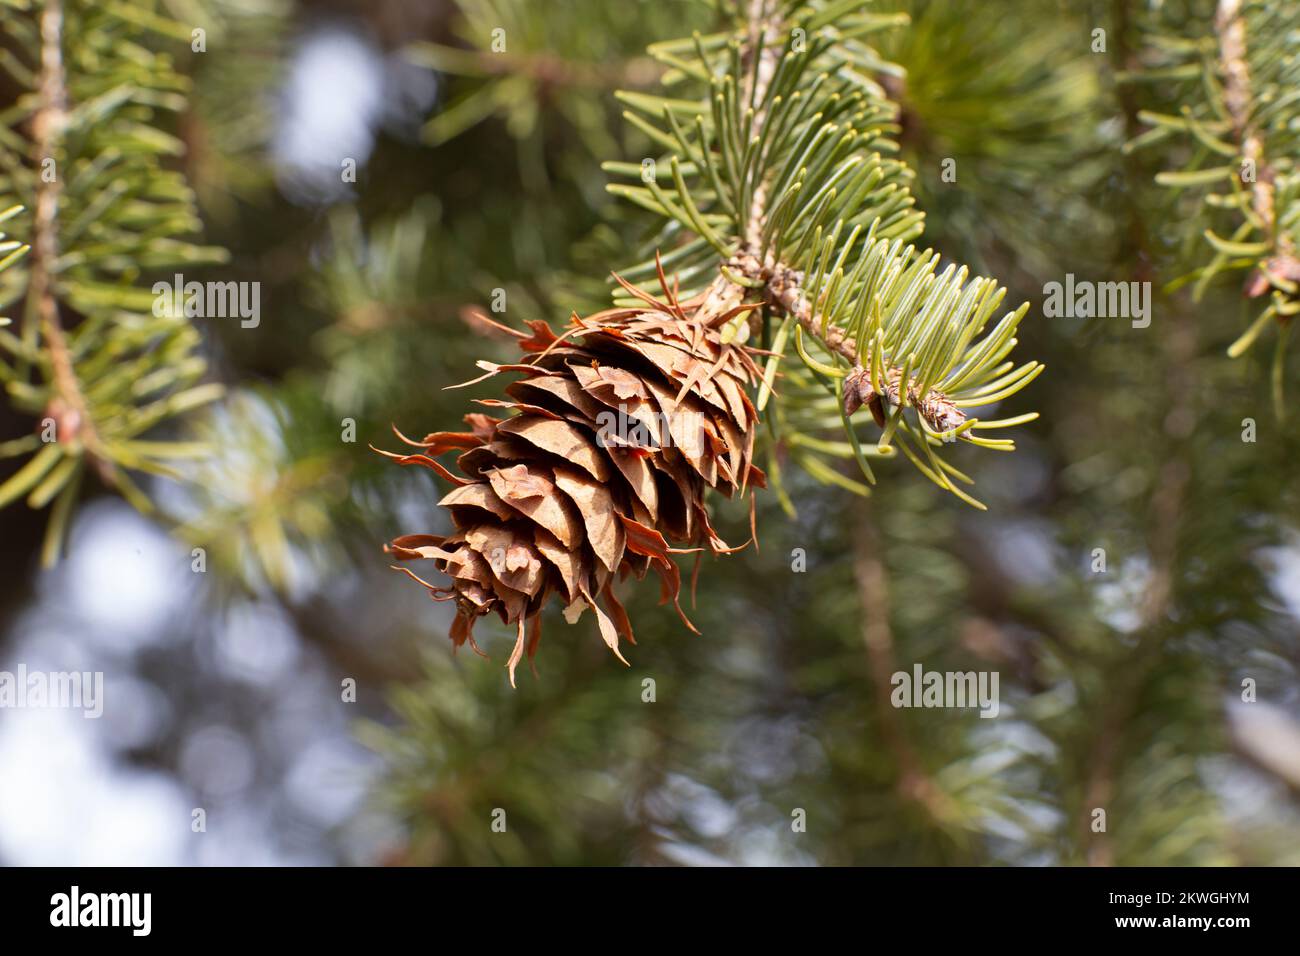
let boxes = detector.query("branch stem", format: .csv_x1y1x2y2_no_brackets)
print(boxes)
28,0,109,474
1216,0,1295,285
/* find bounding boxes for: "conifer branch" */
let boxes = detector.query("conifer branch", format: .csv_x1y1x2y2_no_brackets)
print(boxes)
1216,0,1290,263
692,0,782,327
691,0,964,435
606,0,1040,503
1,0,228,562
28,0,112,481
729,251,966,431
1133,0,1298,404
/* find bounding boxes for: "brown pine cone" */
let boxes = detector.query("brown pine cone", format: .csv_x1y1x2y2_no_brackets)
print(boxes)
378,280,766,684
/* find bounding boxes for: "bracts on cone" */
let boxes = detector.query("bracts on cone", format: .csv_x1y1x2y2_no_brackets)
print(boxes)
377,274,767,685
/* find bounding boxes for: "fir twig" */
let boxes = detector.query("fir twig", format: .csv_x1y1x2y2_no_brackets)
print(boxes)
690,0,962,433
27,0,112,484
606,0,1040,501
1216,0,1290,262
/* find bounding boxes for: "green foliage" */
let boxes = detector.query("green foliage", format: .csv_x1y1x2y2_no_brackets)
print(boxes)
406,0,715,158
0,204,29,327
358,0,1300,868
0,0,1294,869
181,0,289,215
1128,0,1299,411
878,0,1112,279
0,0,224,562
603,0,1040,507
172,201,486,595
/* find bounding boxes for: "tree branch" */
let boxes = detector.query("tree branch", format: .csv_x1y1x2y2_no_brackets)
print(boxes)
30,0,71,404
1216,1,1274,246
691,0,965,434
1216,0,1297,293
28,0,111,480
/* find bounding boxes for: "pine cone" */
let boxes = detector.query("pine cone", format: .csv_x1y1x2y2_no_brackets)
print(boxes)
379,278,766,684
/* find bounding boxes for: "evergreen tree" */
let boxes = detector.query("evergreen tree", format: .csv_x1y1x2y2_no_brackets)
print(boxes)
0,0,1297,868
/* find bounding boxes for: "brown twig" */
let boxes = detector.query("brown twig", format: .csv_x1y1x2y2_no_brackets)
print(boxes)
692,0,782,328
1216,0,1297,301
853,501,962,827
1216,1,1277,248
28,0,111,480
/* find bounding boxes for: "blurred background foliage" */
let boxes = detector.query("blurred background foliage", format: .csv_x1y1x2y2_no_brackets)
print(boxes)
0,0,1298,865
